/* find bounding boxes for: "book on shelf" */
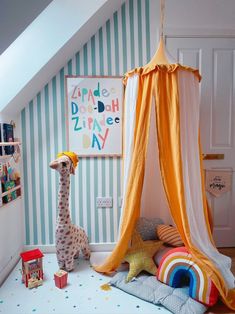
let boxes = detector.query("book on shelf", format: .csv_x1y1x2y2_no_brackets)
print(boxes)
0,183,2,206
1,123,15,155
2,180,17,203
0,125,2,156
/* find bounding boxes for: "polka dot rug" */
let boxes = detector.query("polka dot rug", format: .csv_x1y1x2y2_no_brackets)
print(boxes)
0,254,170,314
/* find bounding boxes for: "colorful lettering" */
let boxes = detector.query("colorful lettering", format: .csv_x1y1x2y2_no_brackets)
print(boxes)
97,101,105,113
106,117,113,125
71,102,78,115
94,82,100,97
102,88,110,97
69,80,121,153
88,117,93,130
112,98,119,112
88,89,95,105
92,133,101,150
83,134,90,148
72,117,82,131
82,88,88,102
114,117,120,123
98,128,109,149
93,119,102,132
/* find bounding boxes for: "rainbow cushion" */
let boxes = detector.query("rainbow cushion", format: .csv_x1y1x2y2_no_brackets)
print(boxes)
157,247,218,306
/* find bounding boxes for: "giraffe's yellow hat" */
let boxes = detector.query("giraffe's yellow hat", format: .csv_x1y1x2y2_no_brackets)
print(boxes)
57,152,79,168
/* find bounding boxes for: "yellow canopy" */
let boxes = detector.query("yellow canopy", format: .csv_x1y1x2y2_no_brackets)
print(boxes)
94,63,235,310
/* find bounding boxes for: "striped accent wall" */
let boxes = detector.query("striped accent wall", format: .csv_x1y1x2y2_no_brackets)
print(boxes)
21,0,152,245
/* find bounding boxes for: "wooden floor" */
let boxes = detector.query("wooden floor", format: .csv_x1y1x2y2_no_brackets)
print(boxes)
207,248,235,314
219,248,235,275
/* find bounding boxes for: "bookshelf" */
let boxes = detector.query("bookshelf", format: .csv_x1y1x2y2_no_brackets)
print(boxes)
0,142,21,146
0,141,21,207
0,142,21,160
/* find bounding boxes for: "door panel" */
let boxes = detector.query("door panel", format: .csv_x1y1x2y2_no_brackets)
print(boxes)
167,37,235,247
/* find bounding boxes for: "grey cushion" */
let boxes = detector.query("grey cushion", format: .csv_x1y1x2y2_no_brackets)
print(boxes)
110,271,207,314
136,217,164,240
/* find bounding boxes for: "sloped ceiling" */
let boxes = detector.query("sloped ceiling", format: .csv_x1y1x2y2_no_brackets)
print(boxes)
0,0,124,115
0,0,53,54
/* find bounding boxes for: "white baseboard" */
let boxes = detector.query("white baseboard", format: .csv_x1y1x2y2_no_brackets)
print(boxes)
0,246,22,286
24,242,116,254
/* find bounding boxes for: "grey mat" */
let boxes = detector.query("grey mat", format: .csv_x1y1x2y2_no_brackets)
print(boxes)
110,271,207,314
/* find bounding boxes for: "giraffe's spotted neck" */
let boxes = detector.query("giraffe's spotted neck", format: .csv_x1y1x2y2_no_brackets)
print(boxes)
57,172,71,224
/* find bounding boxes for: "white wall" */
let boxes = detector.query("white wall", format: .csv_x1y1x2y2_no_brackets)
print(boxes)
165,0,235,29
0,114,24,285
149,0,235,55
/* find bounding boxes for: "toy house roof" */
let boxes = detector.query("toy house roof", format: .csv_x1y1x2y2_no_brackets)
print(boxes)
20,249,44,262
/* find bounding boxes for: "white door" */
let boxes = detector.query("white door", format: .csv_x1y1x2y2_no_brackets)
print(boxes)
167,37,235,247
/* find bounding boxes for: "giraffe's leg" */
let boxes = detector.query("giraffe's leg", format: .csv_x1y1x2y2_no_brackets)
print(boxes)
57,255,65,269
65,258,74,271
80,231,90,260
74,251,80,260
82,245,91,260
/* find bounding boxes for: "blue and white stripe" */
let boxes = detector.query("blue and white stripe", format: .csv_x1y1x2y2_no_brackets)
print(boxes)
21,0,152,245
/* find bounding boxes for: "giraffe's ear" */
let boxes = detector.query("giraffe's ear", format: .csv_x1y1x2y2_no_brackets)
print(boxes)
70,163,75,175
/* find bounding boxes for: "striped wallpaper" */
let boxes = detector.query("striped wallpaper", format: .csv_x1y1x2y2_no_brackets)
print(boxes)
21,0,152,245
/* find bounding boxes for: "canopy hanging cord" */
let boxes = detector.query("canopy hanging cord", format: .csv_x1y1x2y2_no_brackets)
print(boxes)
143,0,170,66
160,0,165,39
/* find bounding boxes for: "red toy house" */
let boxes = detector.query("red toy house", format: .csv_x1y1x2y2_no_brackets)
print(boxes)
20,249,44,288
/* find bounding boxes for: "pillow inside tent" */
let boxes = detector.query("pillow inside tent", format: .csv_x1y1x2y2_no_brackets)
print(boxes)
136,217,164,240
156,224,183,247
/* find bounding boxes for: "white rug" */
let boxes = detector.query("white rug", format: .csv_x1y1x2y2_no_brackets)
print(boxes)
0,253,170,314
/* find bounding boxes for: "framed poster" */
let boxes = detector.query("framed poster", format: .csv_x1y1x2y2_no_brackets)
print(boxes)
66,76,123,156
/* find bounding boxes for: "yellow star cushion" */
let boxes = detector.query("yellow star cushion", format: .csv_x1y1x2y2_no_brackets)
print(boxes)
124,230,163,282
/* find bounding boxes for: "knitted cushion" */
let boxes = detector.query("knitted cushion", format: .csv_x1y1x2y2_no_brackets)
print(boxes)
136,217,164,240
156,225,183,247
157,247,219,306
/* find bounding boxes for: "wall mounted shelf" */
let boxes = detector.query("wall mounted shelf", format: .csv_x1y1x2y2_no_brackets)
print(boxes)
1,185,21,197
0,141,22,207
0,142,21,146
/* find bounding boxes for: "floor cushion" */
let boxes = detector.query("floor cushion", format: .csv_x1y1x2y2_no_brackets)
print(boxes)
110,271,207,314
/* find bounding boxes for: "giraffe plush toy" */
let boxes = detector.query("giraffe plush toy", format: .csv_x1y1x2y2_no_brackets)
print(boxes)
50,152,90,271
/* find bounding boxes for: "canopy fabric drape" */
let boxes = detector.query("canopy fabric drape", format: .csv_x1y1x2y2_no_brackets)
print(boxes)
94,64,235,309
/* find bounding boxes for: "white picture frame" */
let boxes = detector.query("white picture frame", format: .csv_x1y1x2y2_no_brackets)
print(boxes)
66,76,123,156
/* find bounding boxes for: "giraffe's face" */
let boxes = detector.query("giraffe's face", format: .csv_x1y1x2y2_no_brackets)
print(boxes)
50,155,72,175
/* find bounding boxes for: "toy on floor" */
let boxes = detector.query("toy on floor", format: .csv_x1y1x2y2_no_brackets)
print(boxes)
157,247,219,306
28,277,43,289
124,229,163,282
50,152,90,271
20,249,44,288
54,270,68,289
